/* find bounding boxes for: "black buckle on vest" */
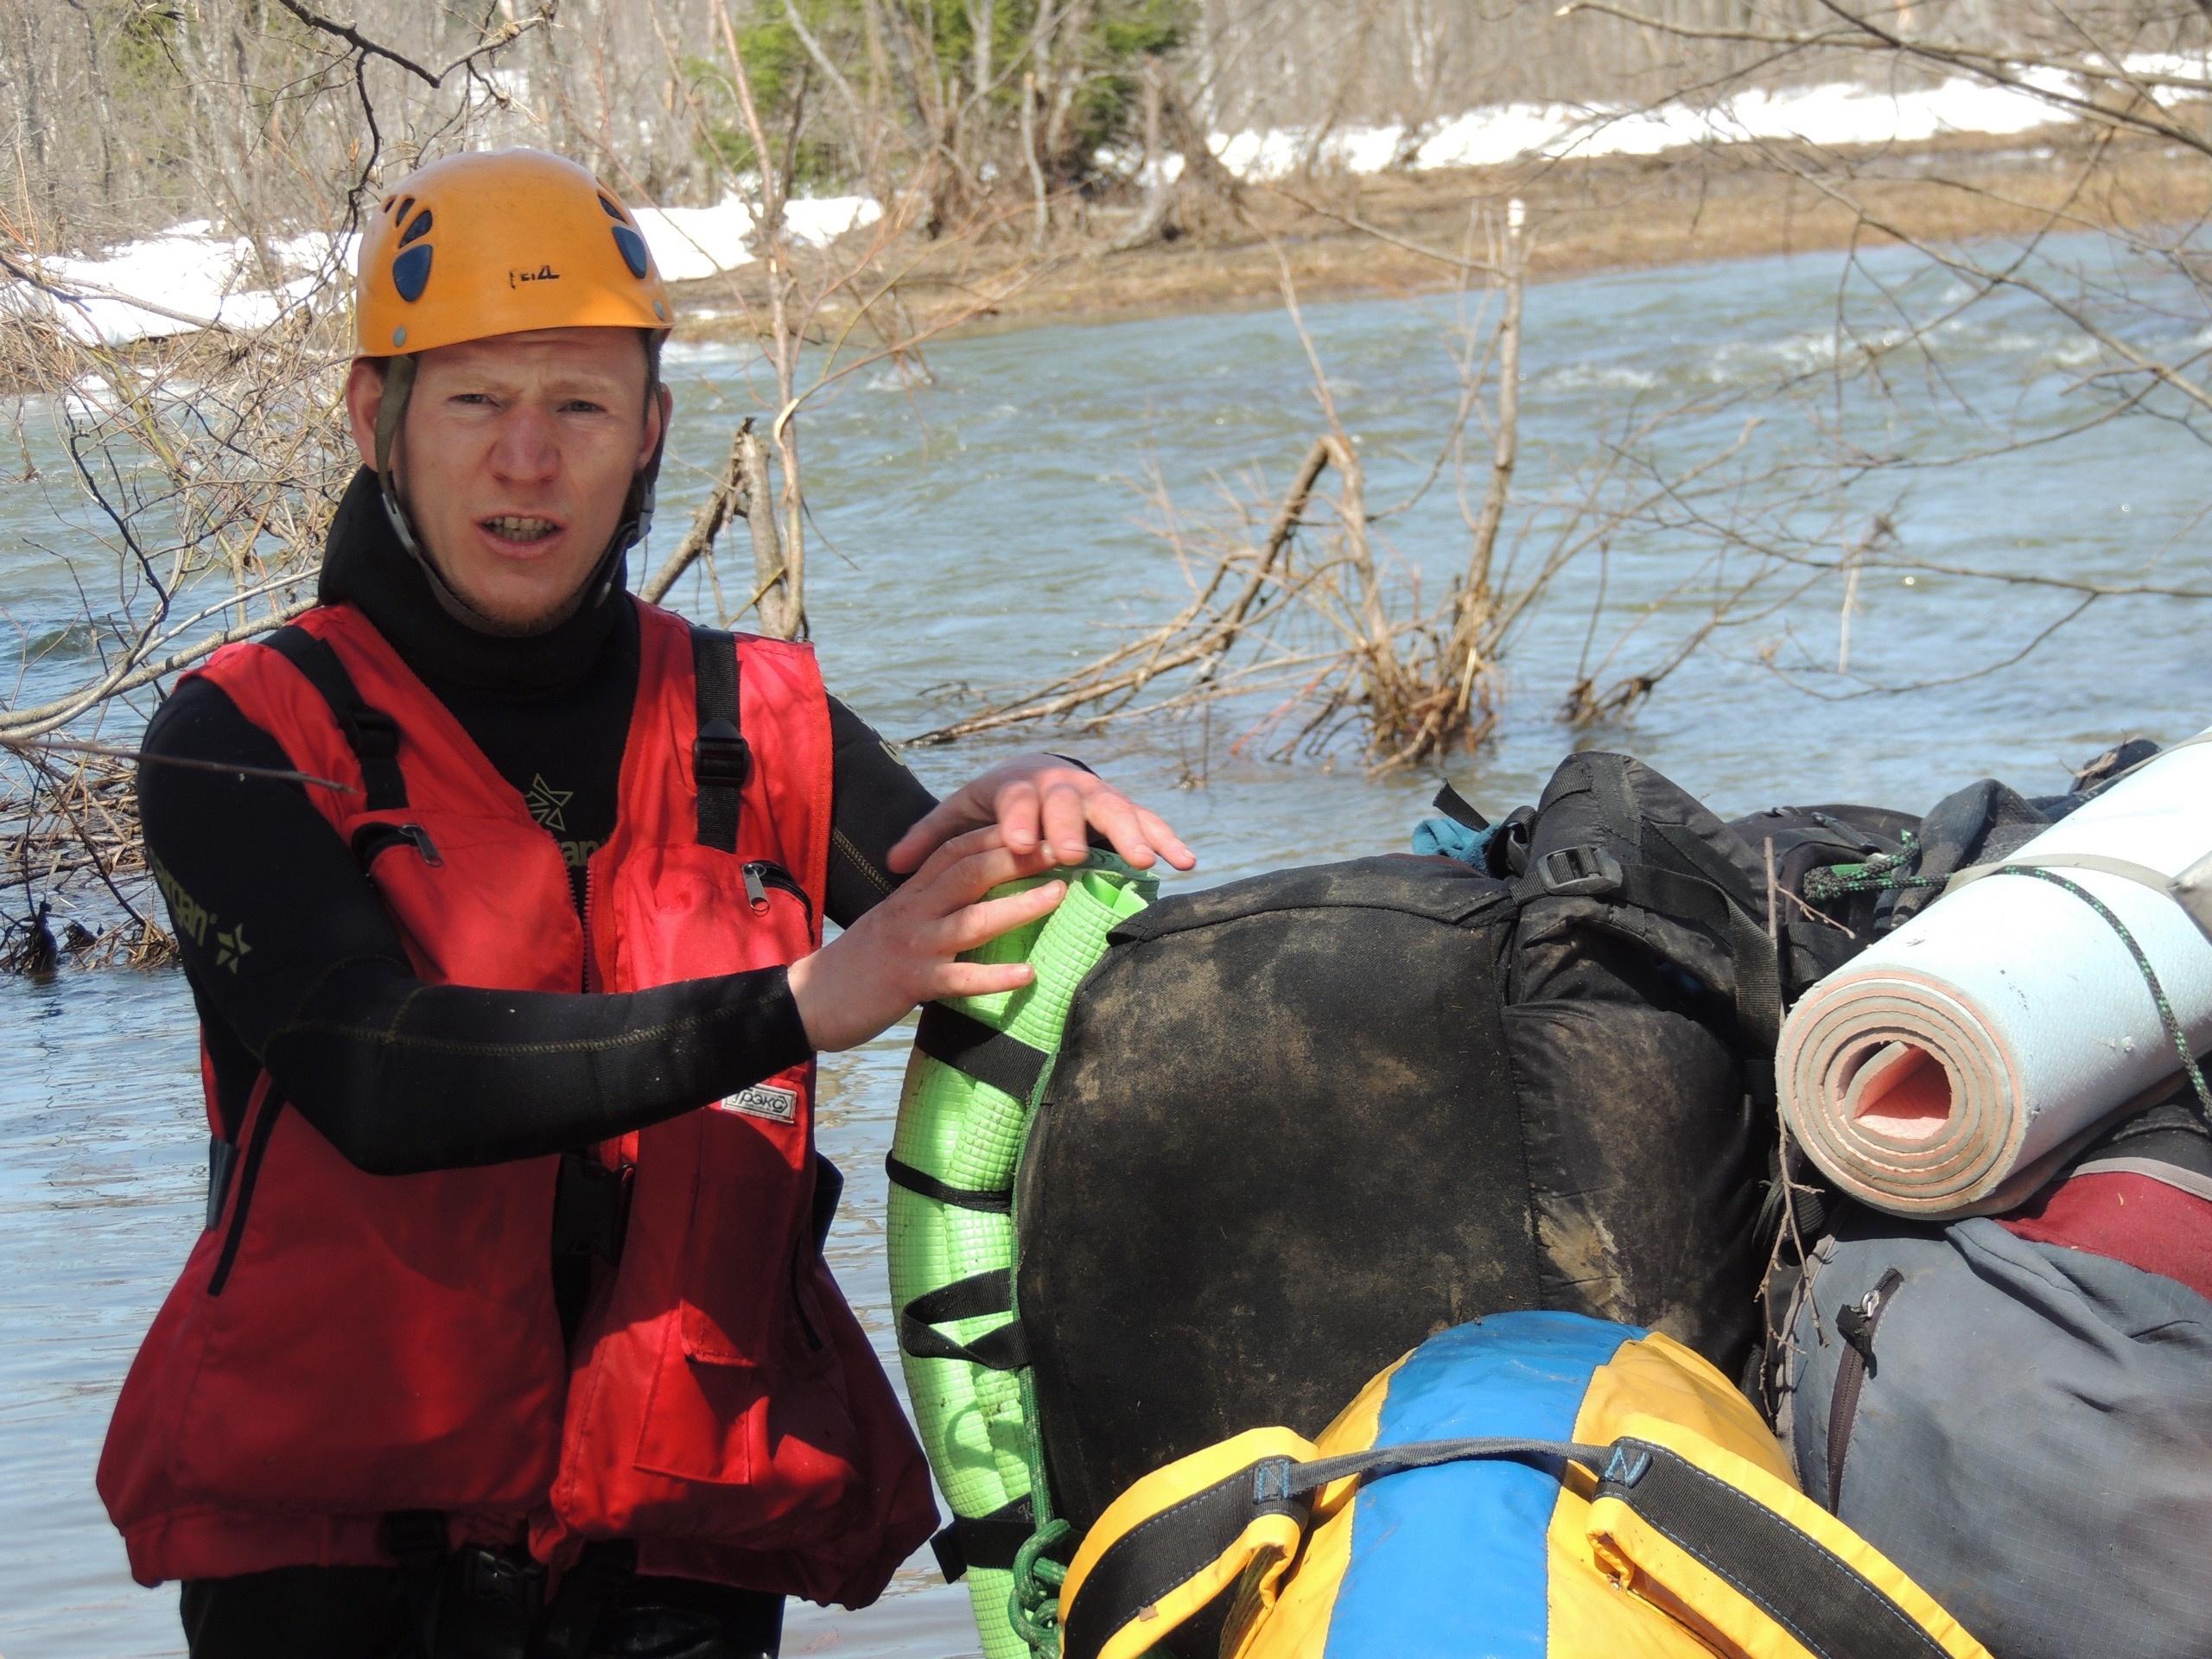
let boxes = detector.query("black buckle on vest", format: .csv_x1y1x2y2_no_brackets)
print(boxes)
693,719,752,788
1536,844,1624,899
346,705,402,760
550,1152,632,1266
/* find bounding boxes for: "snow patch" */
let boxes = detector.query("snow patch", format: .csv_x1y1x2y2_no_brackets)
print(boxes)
5,193,882,347
13,49,2206,349
1205,60,2177,181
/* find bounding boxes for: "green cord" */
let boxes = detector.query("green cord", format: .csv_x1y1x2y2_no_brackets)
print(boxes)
1008,1516,1073,1656
1800,833,1944,903
1996,865,2212,1122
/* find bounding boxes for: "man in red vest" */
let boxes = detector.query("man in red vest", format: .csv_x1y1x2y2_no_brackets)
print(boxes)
99,149,1192,1659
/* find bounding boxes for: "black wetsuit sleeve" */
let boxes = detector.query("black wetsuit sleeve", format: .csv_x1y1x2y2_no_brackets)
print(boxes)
138,679,810,1177
818,702,1099,927
823,696,936,928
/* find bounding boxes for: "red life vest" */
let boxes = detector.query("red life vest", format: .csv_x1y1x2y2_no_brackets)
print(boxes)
98,601,935,1605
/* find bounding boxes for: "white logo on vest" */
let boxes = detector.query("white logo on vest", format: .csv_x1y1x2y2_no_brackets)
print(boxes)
716,1084,798,1124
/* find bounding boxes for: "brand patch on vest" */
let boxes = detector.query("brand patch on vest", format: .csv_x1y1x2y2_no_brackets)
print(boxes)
717,1084,799,1124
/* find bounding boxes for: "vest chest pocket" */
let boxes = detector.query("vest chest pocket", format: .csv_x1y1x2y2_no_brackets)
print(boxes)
351,812,581,990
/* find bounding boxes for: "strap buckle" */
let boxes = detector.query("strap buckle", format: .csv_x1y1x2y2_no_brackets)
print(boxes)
1535,844,1624,898
346,705,402,761
693,719,753,788
550,1152,632,1265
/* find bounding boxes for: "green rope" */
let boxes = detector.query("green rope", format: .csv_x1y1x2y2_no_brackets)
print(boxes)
1800,833,1943,903
1007,1275,1072,1654
1008,1515,1073,1656
1802,839,2211,1124
1995,865,2212,1122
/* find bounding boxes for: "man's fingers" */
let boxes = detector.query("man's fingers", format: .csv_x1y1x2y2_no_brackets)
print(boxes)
926,836,1058,911
1072,787,1157,868
886,797,969,875
909,823,1012,887
1037,779,1093,864
933,960,1036,999
1135,806,1197,870
944,880,1065,952
994,780,1045,855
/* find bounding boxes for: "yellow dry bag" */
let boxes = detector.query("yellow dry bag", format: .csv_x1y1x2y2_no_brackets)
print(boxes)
1059,1311,1993,1659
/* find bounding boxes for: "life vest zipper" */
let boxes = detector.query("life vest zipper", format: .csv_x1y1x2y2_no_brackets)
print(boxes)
743,860,812,928
582,862,600,994
207,1088,286,1297
1825,1266,1904,1510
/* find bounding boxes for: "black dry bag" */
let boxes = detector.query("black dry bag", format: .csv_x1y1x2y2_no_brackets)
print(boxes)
1016,751,1805,1532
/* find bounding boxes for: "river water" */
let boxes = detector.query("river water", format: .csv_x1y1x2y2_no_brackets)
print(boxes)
3,235,2206,1656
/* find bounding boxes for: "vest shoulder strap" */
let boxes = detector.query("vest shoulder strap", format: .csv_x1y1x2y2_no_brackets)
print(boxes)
263,623,408,810
689,624,750,852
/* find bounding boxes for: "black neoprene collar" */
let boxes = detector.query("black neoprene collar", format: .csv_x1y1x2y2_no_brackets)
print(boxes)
319,465,631,696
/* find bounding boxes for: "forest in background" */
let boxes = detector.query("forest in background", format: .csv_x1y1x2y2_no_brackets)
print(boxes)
4,1,2205,251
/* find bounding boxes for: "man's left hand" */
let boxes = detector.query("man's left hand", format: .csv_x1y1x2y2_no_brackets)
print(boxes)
886,753,1197,877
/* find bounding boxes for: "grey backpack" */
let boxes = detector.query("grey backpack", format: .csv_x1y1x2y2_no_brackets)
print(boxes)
1774,1104,2212,1659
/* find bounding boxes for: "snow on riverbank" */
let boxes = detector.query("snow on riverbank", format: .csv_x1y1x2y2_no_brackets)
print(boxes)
10,55,2205,349
3,194,881,348
1205,60,2208,179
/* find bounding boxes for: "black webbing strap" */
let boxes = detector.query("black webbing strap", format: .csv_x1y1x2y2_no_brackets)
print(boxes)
1430,780,1491,832
914,1003,1051,1104
899,1268,1030,1370
690,626,750,853
379,1510,448,1659
1061,1438,1598,1659
930,1496,1036,1583
203,1135,238,1232
886,1152,1013,1214
1595,1438,1952,1659
1533,846,1783,1054
265,625,407,810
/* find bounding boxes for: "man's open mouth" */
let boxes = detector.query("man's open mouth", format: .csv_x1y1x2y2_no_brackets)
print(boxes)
481,515,561,544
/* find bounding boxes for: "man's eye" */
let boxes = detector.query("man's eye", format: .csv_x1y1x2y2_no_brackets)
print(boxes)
563,399,607,414
452,392,497,407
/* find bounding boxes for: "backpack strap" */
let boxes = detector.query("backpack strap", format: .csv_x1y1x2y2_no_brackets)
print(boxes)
1589,1436,1984,1659
929,1496,1036,1584
1530,843,1783,1053
264,625,407,810
689,625,750,852
898,1268,1029,1370
1060,1429,1991,1659
913,1002,1052,1104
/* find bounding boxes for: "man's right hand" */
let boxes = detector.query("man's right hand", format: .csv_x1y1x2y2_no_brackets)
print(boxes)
785,825,1067,1053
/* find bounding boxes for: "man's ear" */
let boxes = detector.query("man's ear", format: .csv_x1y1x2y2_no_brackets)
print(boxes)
344,359,386,471
640,380,672,471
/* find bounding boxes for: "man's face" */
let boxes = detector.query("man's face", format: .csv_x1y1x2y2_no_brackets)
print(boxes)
346,327,667,633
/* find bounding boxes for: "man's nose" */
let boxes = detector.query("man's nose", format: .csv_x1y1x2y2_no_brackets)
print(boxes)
488,404,559,482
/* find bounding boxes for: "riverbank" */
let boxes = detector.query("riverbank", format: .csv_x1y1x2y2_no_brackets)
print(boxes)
671,130,2208,340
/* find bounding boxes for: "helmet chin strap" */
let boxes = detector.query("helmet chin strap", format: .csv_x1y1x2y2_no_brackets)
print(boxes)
371,353,664,635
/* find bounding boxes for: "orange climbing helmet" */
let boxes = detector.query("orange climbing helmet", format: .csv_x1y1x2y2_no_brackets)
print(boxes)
353,149,672,359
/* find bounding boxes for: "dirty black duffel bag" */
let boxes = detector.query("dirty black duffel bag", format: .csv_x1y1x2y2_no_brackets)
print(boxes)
1014,751,1859,1538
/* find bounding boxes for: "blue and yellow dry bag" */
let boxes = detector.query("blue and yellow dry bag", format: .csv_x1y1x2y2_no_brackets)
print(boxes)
1059,1310,1993,1659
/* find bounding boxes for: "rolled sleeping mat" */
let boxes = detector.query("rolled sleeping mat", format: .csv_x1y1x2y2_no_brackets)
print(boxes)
886,853,1155,1659
1778,728,2212,1217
